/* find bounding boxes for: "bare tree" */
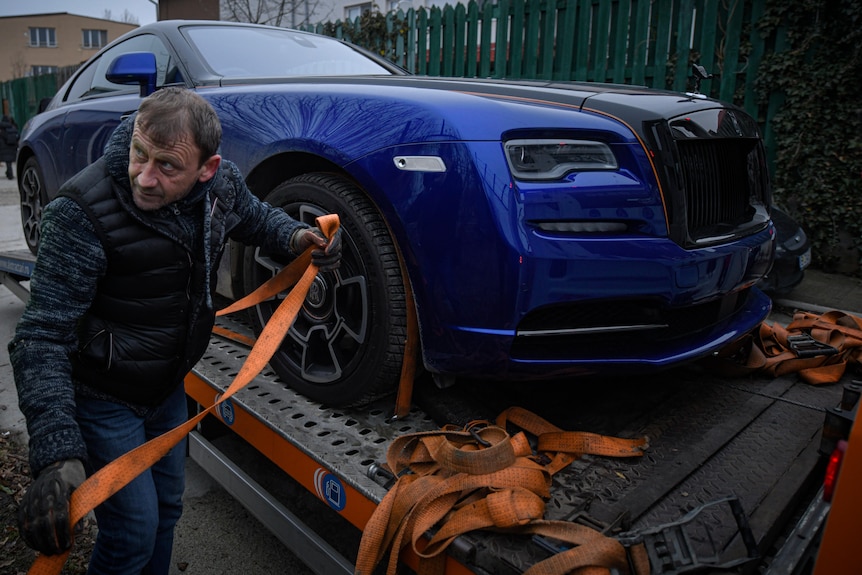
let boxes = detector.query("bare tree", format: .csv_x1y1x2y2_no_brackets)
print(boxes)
101,9,140,24
120,10,141,25
10,52,28,79
221,0,333,29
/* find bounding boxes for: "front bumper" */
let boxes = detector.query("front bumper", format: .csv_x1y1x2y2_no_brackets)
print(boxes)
423,223,774,379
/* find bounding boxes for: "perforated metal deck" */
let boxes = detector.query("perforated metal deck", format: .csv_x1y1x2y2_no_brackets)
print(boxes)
190,314,439,506
188,313,848,575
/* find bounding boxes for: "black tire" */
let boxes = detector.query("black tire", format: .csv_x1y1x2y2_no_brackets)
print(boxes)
20,156,48,255
241,173,407,407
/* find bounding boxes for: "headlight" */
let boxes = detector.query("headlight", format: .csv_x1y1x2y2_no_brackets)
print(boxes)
504,139,618,181
784,228,808,251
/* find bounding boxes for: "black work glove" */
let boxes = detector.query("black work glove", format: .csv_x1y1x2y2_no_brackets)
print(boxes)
292,227,343,272
18,458,86,556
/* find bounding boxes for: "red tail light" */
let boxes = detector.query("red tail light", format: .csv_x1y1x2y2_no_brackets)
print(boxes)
823,439,848,502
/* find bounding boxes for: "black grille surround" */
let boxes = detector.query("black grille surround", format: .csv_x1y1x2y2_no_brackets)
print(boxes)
647,116,772,249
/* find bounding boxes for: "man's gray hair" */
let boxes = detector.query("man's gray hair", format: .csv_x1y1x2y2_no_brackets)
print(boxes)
136,87,222,165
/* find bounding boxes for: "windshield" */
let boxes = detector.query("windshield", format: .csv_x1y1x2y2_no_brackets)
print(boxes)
184,26,395,77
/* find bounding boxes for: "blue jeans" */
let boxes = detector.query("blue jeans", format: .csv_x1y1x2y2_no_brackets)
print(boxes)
76,383,188,575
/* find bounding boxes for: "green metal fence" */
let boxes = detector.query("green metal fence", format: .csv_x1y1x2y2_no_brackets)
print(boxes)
0,64,79,130
0,74,58,130
305,0,782,155
307,0,767,96
4,0,781,152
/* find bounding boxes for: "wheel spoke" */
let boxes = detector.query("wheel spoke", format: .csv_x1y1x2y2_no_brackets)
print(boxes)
295,324,344,382
285,271,367,382
333,274,368,342
252,248,286,299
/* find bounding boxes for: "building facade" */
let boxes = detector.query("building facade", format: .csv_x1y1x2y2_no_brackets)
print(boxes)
219,0,445,30
0,0,443,84
159,0,220,21
0,13,138,82
308,0,443,27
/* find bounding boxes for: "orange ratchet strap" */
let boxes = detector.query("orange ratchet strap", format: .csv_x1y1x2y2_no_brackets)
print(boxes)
355,406,651,575
27,214,339,575
393,246,419,419
710,310,862,384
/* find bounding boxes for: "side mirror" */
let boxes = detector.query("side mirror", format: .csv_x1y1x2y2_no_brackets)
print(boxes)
37,97,52,114
106,52,158,97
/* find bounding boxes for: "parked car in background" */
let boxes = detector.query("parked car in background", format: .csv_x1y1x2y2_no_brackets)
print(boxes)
16,20,775,407
757,206,811,296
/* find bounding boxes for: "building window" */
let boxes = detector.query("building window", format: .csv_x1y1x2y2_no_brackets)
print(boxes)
30,65,59,76
391,0,425,9
345,3,372,21
29,27,57,47
389,0,421,11
82,29,108,49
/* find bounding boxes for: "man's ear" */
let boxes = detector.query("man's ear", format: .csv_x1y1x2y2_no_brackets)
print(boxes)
198,154,221,183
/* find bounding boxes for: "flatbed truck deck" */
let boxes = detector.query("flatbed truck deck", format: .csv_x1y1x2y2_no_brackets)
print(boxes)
0,244,848,574
186,312,846,574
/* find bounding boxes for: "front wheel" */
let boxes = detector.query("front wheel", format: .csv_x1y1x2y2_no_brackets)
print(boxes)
240,173,407,407
20,156,48,255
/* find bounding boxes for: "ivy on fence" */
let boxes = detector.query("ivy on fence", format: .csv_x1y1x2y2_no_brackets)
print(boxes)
756,0,862,273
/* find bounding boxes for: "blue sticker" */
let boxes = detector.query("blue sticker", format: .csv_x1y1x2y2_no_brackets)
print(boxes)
314,468,346,511
217,397,235,426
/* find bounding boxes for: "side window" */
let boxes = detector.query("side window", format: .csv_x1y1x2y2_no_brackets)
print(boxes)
63,34,178,102
64,64,98,102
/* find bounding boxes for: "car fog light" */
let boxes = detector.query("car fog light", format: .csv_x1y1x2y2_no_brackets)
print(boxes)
536,221,627,233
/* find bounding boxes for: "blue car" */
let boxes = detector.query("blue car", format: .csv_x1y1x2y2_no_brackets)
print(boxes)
16,20,775,407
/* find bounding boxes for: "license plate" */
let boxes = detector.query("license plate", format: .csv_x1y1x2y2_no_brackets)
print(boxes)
798,248,812,270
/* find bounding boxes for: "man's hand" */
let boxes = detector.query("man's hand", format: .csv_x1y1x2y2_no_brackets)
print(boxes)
18,459,86,555
291,227,343,272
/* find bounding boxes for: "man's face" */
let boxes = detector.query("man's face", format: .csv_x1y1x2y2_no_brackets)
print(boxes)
128,120,220,211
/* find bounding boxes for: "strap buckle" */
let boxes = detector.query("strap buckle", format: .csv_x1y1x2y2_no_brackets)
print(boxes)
366,462,413,490
465,421,493,447
786,333,839,358
616,496,759,574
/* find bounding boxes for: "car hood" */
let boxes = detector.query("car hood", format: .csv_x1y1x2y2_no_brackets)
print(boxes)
219,74,751,144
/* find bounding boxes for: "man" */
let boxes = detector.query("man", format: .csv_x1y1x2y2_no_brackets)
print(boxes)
0,114,18,179
10,87,341,573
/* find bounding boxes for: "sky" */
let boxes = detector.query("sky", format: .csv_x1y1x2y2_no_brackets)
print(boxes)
0,0,158,25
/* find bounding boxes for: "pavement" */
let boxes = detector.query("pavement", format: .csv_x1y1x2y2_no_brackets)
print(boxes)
0,172,859,573
777,268,862,316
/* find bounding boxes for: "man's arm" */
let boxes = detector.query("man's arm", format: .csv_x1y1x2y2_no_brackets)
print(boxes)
9,197,106,476
218,161,309,255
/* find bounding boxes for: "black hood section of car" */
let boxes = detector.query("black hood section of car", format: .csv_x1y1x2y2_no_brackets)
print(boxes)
219,73,753,145
226,75,730,135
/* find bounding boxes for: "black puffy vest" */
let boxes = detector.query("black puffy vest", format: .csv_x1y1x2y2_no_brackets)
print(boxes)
59,162,218,406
